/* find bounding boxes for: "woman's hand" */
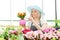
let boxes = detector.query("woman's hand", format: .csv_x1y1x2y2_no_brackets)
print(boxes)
28,16,34,22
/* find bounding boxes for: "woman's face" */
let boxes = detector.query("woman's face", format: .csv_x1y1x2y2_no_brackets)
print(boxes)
31,9,41,19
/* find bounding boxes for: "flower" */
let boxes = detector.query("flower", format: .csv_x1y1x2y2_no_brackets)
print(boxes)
17,12,26,19
22,29,32,34
56,31,60,37
9,30,18,35
24,31,37,39
43,28,50,33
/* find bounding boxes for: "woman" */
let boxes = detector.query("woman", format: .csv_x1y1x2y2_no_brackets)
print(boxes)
27,5,47,31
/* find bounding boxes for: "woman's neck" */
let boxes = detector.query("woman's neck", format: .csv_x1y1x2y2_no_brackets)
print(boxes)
33,18,40,24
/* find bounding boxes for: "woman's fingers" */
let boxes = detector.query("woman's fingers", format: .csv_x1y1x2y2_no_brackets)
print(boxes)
28,17,34,22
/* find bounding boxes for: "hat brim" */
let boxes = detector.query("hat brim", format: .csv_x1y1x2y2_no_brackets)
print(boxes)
27,5,45,16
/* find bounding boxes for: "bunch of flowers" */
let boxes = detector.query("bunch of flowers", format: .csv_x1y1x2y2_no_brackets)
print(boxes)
24,31,38,39
9,30,18,40
17,12,26,19
23,28,60,40
23,30,42,40
17,12,26,27
41,28,60,40
42,27,56,33
22,28,32,34
9,30,18,35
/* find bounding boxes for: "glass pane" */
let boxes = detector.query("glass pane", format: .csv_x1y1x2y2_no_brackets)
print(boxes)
11,0,26,26
0,0,10,20
43,0,55,26
11,21,19,26
0,21,11,25
57,0,60,20
11,0,25,20
57,0,60,26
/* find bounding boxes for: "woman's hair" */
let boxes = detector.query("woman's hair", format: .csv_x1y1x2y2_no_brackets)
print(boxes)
37,10,41,19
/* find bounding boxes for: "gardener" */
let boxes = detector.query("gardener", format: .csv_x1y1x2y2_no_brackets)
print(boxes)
27,5,47,31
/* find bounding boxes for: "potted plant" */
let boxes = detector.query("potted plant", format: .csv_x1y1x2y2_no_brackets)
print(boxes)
17,12,26,26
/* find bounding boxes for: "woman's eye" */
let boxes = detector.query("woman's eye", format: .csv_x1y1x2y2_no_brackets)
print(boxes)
34,10,37,12
31,11,33,13
31,10,37,13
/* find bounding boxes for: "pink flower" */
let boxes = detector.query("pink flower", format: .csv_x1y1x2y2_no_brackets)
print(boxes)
43,27,56,33
22,29,32,34
9,30,18,35
48,35,52,39
34,31,38,35
49,28,56,31
43,28,50,33
56,31,60,37
55,35,58,39
40,34,44,39
24,31,36,39
37,30,43,35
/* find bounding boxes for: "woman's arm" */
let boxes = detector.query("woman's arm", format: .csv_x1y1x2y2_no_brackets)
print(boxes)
32,20,42,30
29,17,42,30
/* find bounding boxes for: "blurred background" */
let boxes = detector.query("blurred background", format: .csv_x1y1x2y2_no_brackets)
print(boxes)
0,0,60,27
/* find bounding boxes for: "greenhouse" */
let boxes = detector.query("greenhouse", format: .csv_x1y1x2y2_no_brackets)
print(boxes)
0,0,60,40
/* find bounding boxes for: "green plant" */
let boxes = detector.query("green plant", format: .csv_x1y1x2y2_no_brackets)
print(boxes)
47,20,60,28
51,37,56,40
2,27,10,40
10,34,18,40
2,26,15,40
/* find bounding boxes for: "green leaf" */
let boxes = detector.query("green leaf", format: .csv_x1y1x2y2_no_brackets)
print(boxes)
47,20,60,23
51,37,56,40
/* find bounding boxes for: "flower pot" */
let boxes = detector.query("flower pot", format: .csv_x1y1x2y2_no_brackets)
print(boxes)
19,19,26,26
